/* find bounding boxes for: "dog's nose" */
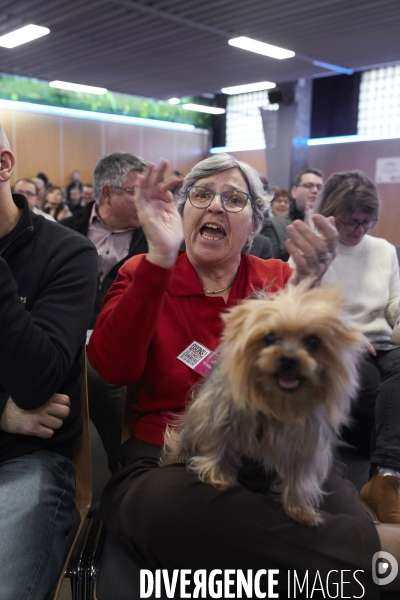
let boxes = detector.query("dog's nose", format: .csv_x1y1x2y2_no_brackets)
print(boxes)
279,355,299,370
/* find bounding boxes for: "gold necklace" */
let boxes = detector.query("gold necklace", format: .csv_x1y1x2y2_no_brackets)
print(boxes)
202,280,234,295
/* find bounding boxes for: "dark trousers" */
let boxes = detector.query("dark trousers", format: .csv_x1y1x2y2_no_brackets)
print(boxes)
341,347,400,470
87,358,126,473
100,442,380,599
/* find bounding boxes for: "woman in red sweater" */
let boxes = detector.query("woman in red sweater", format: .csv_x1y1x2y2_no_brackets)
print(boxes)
87,156,388,596
88,154,336,460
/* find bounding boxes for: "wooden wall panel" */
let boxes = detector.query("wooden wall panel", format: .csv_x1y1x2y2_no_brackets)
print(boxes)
0,109,13,146
230,149,267,178
308,139,400,245
142,127,175,166
175,130,209,175
104,122,142,157
62,118,103,185
13,111,61,186
0,106,210,188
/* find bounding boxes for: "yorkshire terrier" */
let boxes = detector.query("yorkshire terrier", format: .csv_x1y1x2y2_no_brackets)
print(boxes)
162,283,365,527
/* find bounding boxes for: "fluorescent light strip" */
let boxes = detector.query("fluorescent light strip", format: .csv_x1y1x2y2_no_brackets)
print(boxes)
0,99,196,131
221,81,276,95
182,104,225,115
210,144,266,154
168,98,181,105
0,25,50,48
49,80,107,95
308,133,400,145
228,37,295,60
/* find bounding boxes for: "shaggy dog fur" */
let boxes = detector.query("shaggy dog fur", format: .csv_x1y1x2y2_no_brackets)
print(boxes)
162,283,365,526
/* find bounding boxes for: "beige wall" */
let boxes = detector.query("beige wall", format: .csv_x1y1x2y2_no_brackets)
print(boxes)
308,139,400,245
228,149,267,178
0,107,209,186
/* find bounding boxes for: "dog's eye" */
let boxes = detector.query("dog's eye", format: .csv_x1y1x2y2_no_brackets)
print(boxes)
264,333,276,346
305,336,321,351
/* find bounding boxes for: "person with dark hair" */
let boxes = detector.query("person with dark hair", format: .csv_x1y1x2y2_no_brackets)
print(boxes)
12,178,55,221
36,171,49,186
43,185,71,221
82,183,94,205
260,167,324,260
316,170,400,523
269,187,291,217
66,169,82,201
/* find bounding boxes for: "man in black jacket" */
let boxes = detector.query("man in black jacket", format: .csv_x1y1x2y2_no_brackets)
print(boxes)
0,126,98,599
61,152,149,472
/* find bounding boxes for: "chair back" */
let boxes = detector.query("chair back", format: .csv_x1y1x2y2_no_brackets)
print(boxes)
50,349,92,599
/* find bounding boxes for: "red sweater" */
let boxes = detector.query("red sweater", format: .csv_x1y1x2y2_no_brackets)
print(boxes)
88,253,292,445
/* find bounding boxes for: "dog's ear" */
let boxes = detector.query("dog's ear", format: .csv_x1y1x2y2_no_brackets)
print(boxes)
221,301,255,342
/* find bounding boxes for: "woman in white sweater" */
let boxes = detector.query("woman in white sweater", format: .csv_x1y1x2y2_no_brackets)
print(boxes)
316,171,400,523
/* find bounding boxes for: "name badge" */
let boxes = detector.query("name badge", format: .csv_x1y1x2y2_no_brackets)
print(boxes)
177,341,218,377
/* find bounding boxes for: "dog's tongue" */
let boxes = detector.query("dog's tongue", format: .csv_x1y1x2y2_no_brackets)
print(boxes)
278,374,300,390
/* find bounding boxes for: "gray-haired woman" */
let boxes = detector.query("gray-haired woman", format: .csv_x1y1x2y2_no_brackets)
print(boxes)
89,153,337,452
86,157,389,595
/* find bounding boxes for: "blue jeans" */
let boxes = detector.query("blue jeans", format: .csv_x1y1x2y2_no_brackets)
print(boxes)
0,450,76,600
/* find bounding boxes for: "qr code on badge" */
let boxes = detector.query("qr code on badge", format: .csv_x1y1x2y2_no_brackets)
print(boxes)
177,341,210,369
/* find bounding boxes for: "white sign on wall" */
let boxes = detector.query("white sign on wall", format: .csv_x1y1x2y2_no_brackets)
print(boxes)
375,157,400,183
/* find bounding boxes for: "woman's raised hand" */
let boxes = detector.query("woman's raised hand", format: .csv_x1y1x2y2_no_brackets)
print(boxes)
286,212,338,285
134,159,184,268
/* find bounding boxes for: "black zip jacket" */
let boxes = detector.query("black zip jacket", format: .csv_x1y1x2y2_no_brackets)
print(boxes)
0,195,98,464
61,202,148,328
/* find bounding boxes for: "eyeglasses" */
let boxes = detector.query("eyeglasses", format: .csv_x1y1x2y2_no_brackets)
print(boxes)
339,218,378,232
113,186,136,195
297,182,323,191
15,189,37,197
187,186,250,212
272,198,290,205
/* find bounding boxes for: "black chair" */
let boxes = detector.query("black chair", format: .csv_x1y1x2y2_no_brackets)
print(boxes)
46,350,93,600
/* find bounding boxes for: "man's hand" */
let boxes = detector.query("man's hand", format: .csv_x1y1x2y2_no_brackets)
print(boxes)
0,394,70,438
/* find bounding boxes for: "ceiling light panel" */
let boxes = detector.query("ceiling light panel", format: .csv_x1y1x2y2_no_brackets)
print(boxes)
228,37,295,60
222,81,276,95
49,81,107,95
0,25,50,48
181,104,225,114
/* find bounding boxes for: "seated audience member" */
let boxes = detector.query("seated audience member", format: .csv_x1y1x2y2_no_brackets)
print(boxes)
0,126,98,599
61,152,149,473
66,169,83,201
82,183,94,205
88,154,334,457
37,171,49,186
12,177,55,221
86,155,390,595
44,185,72,221
261,167,324,260
68,185,83,212
269,187,291,217
32,175,47,208
316,171,400,523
